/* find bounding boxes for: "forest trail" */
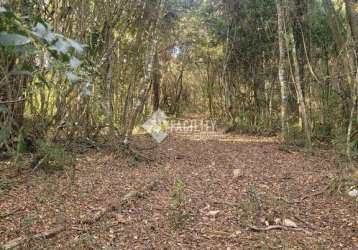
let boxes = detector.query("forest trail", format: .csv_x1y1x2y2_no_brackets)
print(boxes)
1,125,357,249
2,1,358,249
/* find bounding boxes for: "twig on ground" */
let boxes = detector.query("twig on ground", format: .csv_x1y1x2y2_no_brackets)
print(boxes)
1,226,65,250
249,225,284,231
212,200,241,207
1,179,160,249
248,225,311,234
278,146,294,154
277,185,329,204
80,179,158,224
119,143,154,162
131,142,158,151
30,154,48,173
206,230,233,236
299,186,329,201
294,215,317,230
0,208,22,219
71,226,88,232
277,196,301,204
0,98,26,104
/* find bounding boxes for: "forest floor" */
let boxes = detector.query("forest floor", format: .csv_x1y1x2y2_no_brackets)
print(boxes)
0,121,357,249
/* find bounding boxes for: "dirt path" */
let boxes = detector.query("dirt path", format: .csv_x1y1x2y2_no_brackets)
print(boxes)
0,129,357,249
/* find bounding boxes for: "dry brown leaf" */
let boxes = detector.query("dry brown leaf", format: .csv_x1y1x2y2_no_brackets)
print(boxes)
274,218,282,225
233,169,243,178
115,214,127,224
348,189,358,198
207,210,220,217
283,218,298,228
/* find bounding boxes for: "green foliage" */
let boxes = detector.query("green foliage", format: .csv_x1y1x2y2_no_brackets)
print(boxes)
314,122,333,142
0,178,15,193
310,3,334,50
226,111,278,136
171,179,186,208
0,105,10,148
20,215,34,229
0,127,11,145
128,153,140,168
247,185,262,211
14,128,27,167
0,8,86,72
16,129,27,154
332,125,358,159
238,185,262,226
328,168,358,194
169,209,191,230
0,0,355,162
169,179,190,230
0,6,91,150
35,193,48,204
350,126,358,152
34,140,76,172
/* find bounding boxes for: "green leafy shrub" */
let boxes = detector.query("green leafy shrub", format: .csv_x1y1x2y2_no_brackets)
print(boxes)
0,6,91,150
169,179,190,230
171,179,186,208
0,178,16,193
33,140,76,173
332,127,358,159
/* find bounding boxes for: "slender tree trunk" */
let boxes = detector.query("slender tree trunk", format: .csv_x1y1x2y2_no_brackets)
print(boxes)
206,53,214,117
152,48,161,112
288,30,312,150
277,0,290,142
123,0,162,145
223,23,236,124
347,72,358,159
344,0,358,159
293,0,308,128
323,0,353,114
344,0,358,50
123,37,158,144
174,67,184,116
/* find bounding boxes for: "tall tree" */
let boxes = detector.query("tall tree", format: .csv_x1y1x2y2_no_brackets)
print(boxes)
344,0,358,159
287,25,312,149
277,0,290,141
152,48,161,112
123,0,164,145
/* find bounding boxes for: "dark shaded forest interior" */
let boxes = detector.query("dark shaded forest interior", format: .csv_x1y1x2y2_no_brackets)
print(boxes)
0,0,357,249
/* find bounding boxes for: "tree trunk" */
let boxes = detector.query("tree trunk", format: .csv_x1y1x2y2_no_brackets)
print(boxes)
152,48,161,112
288,29,312,150
174,68,184,116
223,23,236,124
344,0,358,159
293,0,308,129
277,0,290,142
323,0,353,112
123,0,163,145
123,37,158,144
344,0,358,51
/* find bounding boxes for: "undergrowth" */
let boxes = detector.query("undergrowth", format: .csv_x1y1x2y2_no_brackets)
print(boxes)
33,140,76,173
169,179,191,230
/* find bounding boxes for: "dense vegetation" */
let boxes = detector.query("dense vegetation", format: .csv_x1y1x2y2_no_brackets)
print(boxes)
0,1,357,249
0,0,357,158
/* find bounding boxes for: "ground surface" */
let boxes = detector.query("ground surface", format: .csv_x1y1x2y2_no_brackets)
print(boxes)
0,126,357,249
